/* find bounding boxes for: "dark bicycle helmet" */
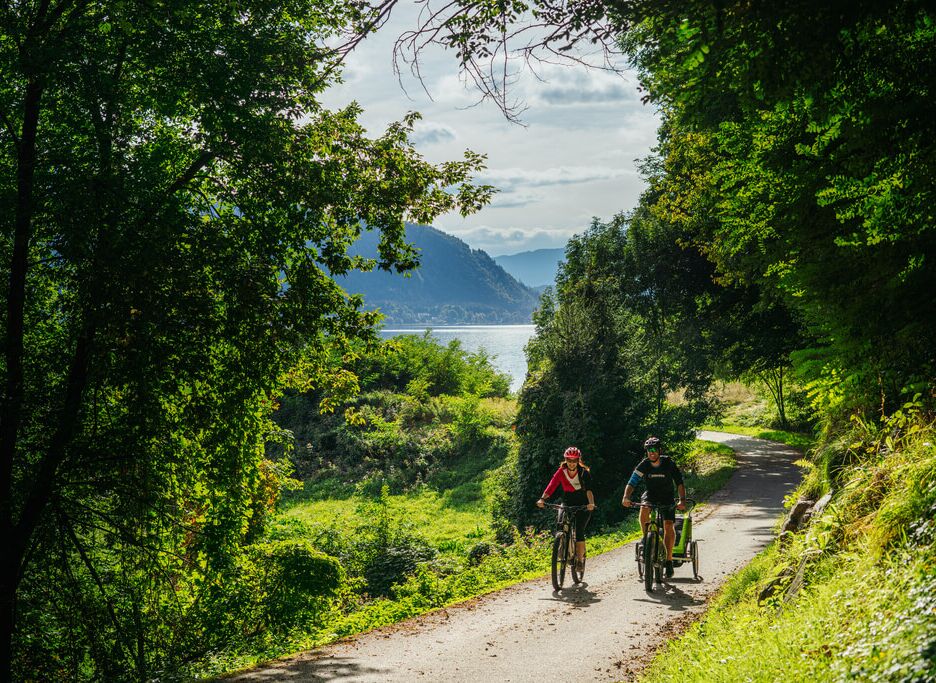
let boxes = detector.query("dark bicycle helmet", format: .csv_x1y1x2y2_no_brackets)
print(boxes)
643,436,661,450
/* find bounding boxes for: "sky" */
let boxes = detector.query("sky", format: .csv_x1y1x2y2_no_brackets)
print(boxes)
320,4,662,257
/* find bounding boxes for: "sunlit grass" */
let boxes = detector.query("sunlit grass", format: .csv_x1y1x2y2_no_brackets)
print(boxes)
701,422,814,452
282,488,491,548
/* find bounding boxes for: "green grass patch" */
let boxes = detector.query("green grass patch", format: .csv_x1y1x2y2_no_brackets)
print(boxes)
681,439,737,502
280,488,491,549
701,423,814,452
641,543,936,683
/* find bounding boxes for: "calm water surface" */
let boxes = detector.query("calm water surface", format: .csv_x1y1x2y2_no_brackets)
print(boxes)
379,325,536,392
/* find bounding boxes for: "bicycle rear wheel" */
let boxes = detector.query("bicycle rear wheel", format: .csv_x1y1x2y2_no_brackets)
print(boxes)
642,532,656,592
551,532,568,591
692,540,700,580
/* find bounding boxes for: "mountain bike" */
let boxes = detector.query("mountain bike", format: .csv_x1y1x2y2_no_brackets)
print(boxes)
630,499,697,592
543,503,591,591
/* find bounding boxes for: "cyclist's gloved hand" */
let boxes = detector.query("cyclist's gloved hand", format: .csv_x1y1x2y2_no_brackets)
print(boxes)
621,498,632,508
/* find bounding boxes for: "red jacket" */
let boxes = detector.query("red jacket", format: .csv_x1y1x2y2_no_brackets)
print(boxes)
542,465,593,505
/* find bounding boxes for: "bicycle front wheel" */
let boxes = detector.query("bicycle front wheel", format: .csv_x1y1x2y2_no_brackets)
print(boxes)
642,532,656,592
551,532,568,591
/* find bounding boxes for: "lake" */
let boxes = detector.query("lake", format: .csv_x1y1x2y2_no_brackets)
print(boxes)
380,325,536,392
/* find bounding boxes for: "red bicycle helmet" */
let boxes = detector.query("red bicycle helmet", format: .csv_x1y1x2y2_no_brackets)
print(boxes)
563,446,581,460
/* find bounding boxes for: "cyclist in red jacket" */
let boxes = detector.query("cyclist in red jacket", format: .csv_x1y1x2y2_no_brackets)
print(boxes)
536,446,596,571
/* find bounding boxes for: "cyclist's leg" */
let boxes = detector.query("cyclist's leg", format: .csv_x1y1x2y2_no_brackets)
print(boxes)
639,505,650,535
663,519,676,560
574,511,591,562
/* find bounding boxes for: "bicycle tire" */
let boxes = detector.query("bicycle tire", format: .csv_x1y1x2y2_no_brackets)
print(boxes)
636,540,644,580
654,539,664,584
692,540,700,580
642,532,656,592
551,531,567,591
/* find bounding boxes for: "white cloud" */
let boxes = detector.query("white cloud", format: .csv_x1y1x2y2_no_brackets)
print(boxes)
317,7,661,254
444,225,582,255
524,64,640,107
410,121,457,146
480,166,637,192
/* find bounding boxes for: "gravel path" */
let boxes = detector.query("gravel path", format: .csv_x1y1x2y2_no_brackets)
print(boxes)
229,431,801,682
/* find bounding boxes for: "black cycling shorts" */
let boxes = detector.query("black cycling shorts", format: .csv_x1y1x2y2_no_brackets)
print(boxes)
640,493,676,522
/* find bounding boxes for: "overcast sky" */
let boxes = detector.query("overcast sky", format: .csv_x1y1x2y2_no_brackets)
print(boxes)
320,5,661,257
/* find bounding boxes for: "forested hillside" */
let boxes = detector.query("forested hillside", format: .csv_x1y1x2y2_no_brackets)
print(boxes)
339,224,539,324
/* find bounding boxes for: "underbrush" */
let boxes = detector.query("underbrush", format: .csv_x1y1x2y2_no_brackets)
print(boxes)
642,410,936,683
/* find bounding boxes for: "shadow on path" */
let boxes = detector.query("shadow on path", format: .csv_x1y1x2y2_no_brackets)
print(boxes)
232,657,387,682
540,582,601,607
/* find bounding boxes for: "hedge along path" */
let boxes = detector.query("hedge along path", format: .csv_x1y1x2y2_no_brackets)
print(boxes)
228,432,801,682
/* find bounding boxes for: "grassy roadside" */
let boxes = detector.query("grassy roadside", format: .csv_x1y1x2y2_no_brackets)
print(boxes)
701,423,815,452
212,438,737,679
639,420,936,683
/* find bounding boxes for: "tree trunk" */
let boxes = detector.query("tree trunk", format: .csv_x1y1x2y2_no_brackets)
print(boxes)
776,366,787,429
0,71,43,683
0,587,11,683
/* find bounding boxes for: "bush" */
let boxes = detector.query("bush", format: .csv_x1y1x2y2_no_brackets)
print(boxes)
467,541,495,566
240,540,345,632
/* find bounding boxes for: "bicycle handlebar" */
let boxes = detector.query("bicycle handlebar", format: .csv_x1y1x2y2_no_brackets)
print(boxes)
541,503,594,511
622,498,696,511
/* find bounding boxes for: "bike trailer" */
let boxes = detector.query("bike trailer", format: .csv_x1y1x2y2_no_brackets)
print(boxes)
672,514,692,557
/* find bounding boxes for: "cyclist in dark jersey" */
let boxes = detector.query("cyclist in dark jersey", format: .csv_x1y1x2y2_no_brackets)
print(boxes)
621,436,686,577
536,446,596,571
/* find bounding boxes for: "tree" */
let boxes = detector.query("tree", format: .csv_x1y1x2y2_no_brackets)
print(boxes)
620,0,936,416
0,1,489,677
511,208,723,529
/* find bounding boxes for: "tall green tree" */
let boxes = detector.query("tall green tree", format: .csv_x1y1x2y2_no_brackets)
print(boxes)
0,1,489,678
621,0,936,416
512,207,723,529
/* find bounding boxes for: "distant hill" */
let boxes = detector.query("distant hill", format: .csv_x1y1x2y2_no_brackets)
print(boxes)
494,248,565,287
339,225,539,325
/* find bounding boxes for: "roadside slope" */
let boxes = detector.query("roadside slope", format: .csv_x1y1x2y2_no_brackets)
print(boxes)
229,432,800,682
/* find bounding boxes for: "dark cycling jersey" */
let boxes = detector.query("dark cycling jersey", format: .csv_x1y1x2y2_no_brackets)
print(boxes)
628,456,684,502
542,465,593,507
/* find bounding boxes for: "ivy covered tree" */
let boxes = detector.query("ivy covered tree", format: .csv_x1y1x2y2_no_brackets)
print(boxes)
0,1,490,678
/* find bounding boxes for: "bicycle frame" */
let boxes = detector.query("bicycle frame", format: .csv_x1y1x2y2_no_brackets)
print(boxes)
631,499,697,589
543,503,590,591
633,502,672,591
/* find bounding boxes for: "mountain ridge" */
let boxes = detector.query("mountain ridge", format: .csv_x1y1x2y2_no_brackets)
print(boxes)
493,248,565,287
339,224,539,325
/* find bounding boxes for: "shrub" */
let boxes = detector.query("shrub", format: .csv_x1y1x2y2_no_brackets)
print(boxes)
241,540,345,632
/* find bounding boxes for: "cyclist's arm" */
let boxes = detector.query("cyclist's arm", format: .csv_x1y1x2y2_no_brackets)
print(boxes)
539,468,563,502
622,468,643,505
671,459,687,506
